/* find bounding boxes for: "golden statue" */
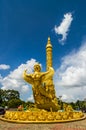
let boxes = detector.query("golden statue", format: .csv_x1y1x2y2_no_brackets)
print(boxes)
23,37,59,111
1,37,84,123
23,64,58,111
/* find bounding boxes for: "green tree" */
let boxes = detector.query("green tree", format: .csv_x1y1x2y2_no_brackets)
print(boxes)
0,89,2,105
0,89,20,107
4,89,20,101
26,101,35,108
69,102,76,110
8,98,23,108
76,100,83,109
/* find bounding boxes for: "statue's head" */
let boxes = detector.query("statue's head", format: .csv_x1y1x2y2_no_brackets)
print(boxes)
34,63,41,72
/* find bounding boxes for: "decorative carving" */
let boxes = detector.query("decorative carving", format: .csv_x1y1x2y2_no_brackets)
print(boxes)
23,63,59,111
4,110,84,122
0,37,84,123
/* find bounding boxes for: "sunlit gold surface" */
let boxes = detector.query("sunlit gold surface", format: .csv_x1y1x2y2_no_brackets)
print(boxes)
46,37,52,70
23,38,59,111
23,64,59,111
1,110,85,123
1,37,85,123
0,104,85,123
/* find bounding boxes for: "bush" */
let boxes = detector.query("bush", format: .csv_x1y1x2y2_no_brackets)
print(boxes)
8,99,23,108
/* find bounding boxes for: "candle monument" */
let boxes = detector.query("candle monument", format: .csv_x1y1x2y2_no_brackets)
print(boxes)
0,37,85,123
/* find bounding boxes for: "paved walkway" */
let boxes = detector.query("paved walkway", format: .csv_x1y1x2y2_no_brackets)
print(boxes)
0,115,86,130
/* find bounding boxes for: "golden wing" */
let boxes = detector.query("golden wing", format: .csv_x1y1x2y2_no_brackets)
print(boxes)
41,67,54,82
23,70,33,84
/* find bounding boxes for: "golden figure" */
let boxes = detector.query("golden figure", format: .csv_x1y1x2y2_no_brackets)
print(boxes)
23,37,59,111
1,37,84,123
23,63,58,111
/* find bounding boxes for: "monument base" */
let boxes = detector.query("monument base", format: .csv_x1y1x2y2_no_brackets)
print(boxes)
0,109,85,124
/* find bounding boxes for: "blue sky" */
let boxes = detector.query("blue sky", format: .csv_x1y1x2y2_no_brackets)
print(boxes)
0,0,86,102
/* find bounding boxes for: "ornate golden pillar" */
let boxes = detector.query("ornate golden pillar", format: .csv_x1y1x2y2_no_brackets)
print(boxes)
46,37,52,71
23,37,59,111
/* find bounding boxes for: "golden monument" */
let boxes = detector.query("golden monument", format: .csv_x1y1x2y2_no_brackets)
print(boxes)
23,37,59,111
0,37,85,123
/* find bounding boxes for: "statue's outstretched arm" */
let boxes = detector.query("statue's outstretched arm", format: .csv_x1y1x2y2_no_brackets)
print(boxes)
23,70,33,84
41,67,54,82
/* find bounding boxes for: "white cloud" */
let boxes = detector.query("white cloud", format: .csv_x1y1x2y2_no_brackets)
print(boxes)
61,94,73,102
1,42,86,103
54,12,73,45
54,42,86,102
0,58,38,101
0,74,3,82
27,94,34,102
0,64,10,70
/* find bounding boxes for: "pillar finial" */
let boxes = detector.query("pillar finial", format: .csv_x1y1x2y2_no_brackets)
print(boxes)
48,37,50,41
46,37,52,70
